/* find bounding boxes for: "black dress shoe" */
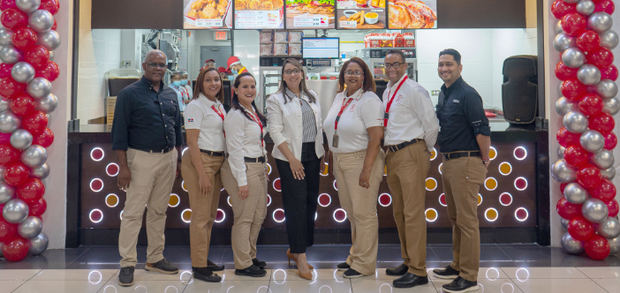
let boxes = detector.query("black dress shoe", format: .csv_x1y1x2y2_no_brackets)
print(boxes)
432,265,459,279
252,258,266,269
118,266,134,287
235,264,266,277
393,273,428,288
336,262,350,271
207,259,224,271
192,267,222,283
343,268,363,279
386,263,408,276
442,276,479,293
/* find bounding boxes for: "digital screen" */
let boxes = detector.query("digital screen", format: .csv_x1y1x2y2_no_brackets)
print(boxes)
183,0,233,29
387,0,437,29
302,37,340,59
285,0,336,29
336,0,386,29
234,0,285,29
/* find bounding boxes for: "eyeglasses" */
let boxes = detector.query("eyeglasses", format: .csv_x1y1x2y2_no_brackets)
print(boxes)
147,62,167,68
385,62,404,69
345,71,363,76
284,69,301,75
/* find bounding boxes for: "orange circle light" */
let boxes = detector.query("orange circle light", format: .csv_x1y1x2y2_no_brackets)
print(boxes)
430,148,437,161
425,177,438,191
485,208,498,222
477,193,483,206
425,208,438,222
489,147,497,160
105,194,118,207
499,162,512,176
182,181,188,192
181,209,192,223
485,177,498,191
169,194,179,207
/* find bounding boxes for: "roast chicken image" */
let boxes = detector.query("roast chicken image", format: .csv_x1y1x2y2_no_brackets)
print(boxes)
388,0,436,29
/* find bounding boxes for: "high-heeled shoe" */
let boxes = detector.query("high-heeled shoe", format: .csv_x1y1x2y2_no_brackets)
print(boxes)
286,249,313,280
286,249,314,269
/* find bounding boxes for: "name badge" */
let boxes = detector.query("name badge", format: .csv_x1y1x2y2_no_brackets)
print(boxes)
332,134,339,148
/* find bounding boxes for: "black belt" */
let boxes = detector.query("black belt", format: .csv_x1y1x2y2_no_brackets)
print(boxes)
443,151,481,160
386,138,422,153
244,156,265,163
200,149,225,157
141,146,174,153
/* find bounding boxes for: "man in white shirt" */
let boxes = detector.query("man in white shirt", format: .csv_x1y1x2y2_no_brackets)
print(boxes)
382,50,439,289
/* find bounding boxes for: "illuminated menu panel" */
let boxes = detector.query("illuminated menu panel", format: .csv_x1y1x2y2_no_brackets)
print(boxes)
387,0,437,29
184,0,233,29
336,0,385,29
234,0,285,29
285,0,336,29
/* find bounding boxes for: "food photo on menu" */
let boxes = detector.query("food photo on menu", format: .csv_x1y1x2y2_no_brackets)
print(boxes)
184,0,233,29
285,0,336,29
336,0,385,29
387,0,436,29
234,0,285,29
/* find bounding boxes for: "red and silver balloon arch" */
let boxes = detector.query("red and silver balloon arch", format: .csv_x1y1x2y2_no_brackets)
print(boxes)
0,0,60,262
551,0,619,260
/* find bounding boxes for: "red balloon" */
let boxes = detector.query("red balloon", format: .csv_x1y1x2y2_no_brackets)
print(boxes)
0,144,21,165
0,63,13,78
555,62,579,81
561,13,587,37
51,19,57,30
552,0,576,19
607,200,619,218
589,112,615,135
40,0,60,15
35,61,59,82
577,94,603,116
33,128,54,148
564,145,590,168
576,165,603,190
23,46,50,70
587,47,614,69
576,30,601,53
28,197,47,217
590,179,616,202
568,216,595,241
604,132,617,150
21,111,48,136
557,127,582,147
0,8,28,30
600,65,618,81
561,79,587,101
11,27,38,51
17,177,45,204
9,94,37,117
584,235,610,260
0,217,18,243
0,0,17,10
557,197,583,220
0,132,10,144
595,0,615,14
4,162,30,187
0,77,19,99
1,237,29,262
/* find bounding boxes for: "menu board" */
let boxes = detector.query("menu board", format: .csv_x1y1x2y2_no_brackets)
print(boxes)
336,0,385,29
387,0,437,29
285,0,336,29
234,0,285,29
184,0,233,29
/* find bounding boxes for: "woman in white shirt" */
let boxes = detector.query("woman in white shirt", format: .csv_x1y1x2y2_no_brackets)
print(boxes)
221,72,269,278
323,57,385,278
266,59,324,280
180,67,226,283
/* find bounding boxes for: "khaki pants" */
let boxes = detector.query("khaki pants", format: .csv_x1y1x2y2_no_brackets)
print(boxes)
181,151,224,267
333,150,385,275
119,148,178,267
385,141,430,277
221,160,268,269
441,156,487,282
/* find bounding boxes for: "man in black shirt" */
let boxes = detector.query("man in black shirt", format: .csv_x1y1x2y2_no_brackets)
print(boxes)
432,49,490,293
112,50,183,287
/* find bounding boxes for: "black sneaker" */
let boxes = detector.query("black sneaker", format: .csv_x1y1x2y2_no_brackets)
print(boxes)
336,262,350,271
432,265,459,279
235,264,267,277
118,266,134,287
252,258,267,269
145,258,179,274
393,272,428,288
386,263,408,276
343,268,363,279
207,259,224,271
192,267,222,283
442,276,479,293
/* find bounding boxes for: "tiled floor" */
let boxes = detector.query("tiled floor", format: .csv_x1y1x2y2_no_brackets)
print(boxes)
0,244,619,292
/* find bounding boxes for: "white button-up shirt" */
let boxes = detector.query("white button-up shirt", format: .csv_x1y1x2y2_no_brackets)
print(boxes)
184,94,226,152
224,105,267,186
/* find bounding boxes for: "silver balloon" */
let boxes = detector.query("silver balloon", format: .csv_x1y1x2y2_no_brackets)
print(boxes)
552,159,576,182
556,20,564,33
563,0,579,3
16,0,40,13
29,232,48,255
592,149,614,169
0,28,14,46
38,30,60,51
579,130,605,153
0,97,9,112
0,165,5,181
600,30,618,49
0,46,22,64
562,111,589,133
588,12,613,33
555,97,574,116
597,79,618,99
563,182,589,204
31,163,49,179
2,199,29,224
577,64,601,85
21,145,47,168
11,62,35,83
609,236,620,255
28,9,53,33
561,48,586,68
561,217,570,230
577,0,595,15
37,93,57,113
558,146,566,159
17,216,42,239
561,232,584,254
10,129,32,150
582,198,609,223
598,217,620,239
0,182,14,204
553,33,575,52
27,77,52,99
0,112,20,133
600,166,616,179
603,97,620,115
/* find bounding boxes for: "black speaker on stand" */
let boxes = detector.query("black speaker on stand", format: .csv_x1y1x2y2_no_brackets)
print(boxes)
502,55,538,130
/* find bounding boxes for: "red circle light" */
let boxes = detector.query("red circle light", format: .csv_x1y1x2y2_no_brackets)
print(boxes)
90,147,104,161
515,177,528,191
273,208,285,222
439,193,447,207
334,209,347,222
216,209,224,222
273,178,281,192
378,193,392,207
106,163,119,177
90,178,104,192
89,209,103,223
500,192,513,206
318,193,331,207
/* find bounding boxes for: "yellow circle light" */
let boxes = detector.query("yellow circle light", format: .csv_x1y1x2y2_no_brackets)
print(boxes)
169,193,180,207
485,208,499,222
425,208,438,222
430,148,437,161
484,177,498,191
498,162,512,176
477,193,483,206
181,209,192,223
425,177,438,191
489,146,497,160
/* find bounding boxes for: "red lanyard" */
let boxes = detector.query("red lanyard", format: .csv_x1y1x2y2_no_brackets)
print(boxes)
384,76,407,127
211,104,226,137
246,108,264,147
334,98,353,132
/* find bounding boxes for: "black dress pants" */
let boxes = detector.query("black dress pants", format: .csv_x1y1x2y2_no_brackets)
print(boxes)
275,142,320,253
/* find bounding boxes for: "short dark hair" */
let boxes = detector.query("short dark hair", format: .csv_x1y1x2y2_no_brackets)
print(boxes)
439,48,461,65
385,50,406,63
338,57,376,93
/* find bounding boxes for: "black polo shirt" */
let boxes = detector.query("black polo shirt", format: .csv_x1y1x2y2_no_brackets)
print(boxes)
111,77,184,152
436,77,490,153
